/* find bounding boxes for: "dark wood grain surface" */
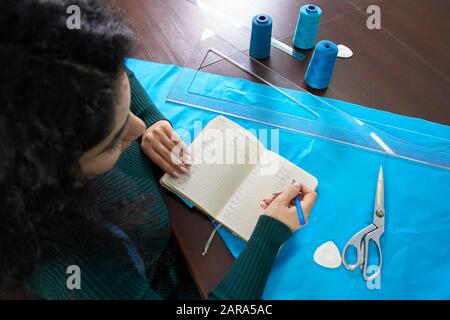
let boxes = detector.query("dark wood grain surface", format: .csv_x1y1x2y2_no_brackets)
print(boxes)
105,0,450,298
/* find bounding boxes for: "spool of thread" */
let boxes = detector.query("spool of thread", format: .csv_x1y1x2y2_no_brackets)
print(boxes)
249,14,273,60
293,4,322,50
304,40,338,89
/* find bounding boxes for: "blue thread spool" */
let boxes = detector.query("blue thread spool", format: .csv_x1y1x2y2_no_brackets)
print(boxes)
304,40,338,89
293,4,322,50
249,14,273,60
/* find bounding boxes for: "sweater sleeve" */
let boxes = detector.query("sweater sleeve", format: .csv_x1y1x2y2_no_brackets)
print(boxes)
208,215,292,300
125,67,168,128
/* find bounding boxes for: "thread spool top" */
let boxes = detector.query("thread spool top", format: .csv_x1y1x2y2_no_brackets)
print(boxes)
301,4,321,16
315,40,338,55
305,4,319,14
254,14,271,25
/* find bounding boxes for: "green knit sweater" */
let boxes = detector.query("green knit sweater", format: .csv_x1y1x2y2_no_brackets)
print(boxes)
25,69,292,300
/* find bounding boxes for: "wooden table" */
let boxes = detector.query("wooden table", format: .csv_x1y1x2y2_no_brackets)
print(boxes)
106,0,450,298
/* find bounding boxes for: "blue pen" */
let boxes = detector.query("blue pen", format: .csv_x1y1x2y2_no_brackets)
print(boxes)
291,179,306,225
294,194,306,226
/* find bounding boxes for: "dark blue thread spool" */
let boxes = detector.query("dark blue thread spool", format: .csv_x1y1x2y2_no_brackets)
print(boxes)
249,14,273,60
293,4,322,50
304,40,338,89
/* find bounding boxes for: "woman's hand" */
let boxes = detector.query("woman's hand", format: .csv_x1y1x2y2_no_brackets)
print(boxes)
141,120,192,177
260,182,317,231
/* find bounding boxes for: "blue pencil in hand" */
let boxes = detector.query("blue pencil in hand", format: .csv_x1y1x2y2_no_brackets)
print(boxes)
294,194,306,225
292,179,306,225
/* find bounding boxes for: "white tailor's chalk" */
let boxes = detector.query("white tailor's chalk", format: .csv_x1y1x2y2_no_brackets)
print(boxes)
313,241,342,268
337,44,353,58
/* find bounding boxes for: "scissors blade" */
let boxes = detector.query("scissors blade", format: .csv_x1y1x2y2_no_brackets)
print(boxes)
373,166,385,228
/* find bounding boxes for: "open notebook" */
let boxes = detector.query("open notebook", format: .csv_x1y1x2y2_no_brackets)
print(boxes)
160,116,318,241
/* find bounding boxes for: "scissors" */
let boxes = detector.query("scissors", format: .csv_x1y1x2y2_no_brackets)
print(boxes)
342,166,385,281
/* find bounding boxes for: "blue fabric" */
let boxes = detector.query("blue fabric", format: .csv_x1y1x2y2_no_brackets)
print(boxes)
125,58,450,299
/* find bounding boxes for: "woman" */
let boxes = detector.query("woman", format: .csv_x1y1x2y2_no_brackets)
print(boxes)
0,0,317,299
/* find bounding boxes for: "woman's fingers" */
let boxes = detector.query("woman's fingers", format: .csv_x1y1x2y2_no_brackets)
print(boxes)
259,195,277,209
275,182,302,205
262,183,314,209
145,147,180,177
300,184,314,194
159,130,192,166
265,182,317,222
146,141,188,175
152,141,180,165
142,120,193,176
160,124,189,152
300,184,318,214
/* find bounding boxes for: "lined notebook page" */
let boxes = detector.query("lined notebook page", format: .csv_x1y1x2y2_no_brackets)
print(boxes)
216,150,318,240
161,116,265,216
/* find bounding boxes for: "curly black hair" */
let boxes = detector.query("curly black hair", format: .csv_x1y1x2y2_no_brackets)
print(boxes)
0,0,151,297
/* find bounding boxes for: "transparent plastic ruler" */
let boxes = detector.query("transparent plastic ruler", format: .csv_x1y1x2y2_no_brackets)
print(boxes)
167,34,450,170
